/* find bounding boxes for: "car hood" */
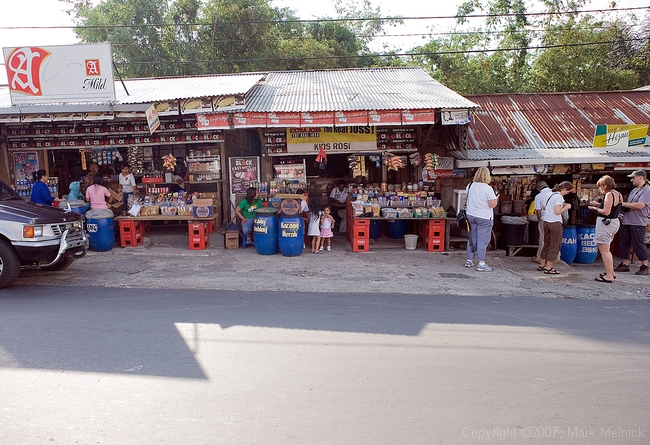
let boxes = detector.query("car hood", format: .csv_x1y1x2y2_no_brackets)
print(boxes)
0,199,83,224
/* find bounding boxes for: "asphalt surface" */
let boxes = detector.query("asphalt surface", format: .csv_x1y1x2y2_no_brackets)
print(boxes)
1,286,648,444
11,224,650,301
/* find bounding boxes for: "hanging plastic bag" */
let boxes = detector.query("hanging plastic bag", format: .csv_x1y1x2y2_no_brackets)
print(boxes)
314,146,327,170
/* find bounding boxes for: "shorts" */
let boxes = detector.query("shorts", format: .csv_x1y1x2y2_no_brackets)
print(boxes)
594,217,620,245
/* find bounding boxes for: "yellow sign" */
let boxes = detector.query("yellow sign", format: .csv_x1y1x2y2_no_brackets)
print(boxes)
286,126,377,154
593,124,649,149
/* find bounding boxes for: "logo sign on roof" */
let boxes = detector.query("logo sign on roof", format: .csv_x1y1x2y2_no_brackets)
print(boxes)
3,44,115,105
593,124,648,149
441,109,471,125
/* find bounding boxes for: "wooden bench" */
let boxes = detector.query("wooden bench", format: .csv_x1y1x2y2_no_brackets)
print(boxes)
505,244,538,257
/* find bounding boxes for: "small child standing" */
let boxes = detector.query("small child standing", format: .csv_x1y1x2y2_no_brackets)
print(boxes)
319,205,335,251
307,196,322,253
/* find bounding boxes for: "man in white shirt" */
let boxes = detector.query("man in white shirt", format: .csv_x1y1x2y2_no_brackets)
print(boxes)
534,181,553,263
329,179,348,232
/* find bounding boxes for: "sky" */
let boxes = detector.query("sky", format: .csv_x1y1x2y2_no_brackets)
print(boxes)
0,0,648,84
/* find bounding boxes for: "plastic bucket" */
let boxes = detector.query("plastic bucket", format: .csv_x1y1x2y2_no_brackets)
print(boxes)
404,234,418,250
278,214,304,257
386,219,407,238
370,220,383,239
501,223,525,248
560,225,577,265
86,216,115,252
575,224,597,264
254,209,279,255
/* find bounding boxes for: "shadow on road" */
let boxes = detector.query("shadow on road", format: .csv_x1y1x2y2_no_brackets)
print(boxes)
1,286,648,379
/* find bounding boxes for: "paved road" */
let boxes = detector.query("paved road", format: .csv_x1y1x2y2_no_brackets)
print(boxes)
1,286,648,444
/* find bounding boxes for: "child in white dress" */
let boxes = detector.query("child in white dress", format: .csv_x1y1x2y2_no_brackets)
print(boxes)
307,197,322,253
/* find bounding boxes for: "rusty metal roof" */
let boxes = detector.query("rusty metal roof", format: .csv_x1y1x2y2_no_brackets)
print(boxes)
243,68,478,112
452,91,650,167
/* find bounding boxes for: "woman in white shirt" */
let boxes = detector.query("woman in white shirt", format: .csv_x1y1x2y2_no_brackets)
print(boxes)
465,167,499,272
118,164,136,209
538,181,573,274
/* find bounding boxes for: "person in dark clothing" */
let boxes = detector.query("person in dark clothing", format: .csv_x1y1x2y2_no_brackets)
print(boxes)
31,170,57,206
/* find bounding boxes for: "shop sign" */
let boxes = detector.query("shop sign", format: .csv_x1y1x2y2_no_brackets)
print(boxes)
435,157,454,170
453,169,467,178
434,170,453,179
145,104,160,134
3,44,115,105
593,124,649,149
232,112,267,128
267,112,301,127
441,109,471,125
212,95,245,111
284,126,377,155
614,162,650,170
13,152,39,180
52,113,83,122
369,110,402,125
197,113,230,129
180,98,212,114
335,110,368,126
301,111,335,126
402,109,436,125
154,101,180,116
229,156,260,194
280,198,301,216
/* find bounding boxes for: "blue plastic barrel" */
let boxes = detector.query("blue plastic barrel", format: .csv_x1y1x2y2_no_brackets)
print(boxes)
560,225,577,265
575,224,597,264
254,208,279,255
86,214,115,252
370,220,383,239
386,219,407,239
66,200,87,216
278,214,304,257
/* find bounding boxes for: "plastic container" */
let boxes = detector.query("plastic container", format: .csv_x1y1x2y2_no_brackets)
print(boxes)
381,208,397,218
64,200,87,216
370,220,383,239
254,208,279,255
404,234,418,250
575,224,597,264
85,209,115,252
386,219,407,238
501,223,525,247
560,225,577,265
278,214,304,257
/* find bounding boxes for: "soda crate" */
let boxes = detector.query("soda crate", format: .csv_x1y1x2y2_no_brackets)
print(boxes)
119,219,144,234
207,218,217,234
350,236,369,253
424,235,444,252
189,233,209,250
189,221,209,237
120,231,143,247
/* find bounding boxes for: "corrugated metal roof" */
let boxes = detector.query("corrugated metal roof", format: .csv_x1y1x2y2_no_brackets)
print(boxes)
453,91,650,166
243,68,478,112
114,73,266,103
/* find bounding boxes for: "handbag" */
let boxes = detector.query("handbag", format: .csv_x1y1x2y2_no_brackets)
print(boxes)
457,183,472,229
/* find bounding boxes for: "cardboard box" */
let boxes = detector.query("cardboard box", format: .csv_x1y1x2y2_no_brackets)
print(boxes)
192,198,213,218
225,230,239,249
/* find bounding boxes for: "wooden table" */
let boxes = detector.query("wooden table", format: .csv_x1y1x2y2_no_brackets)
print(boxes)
114,215,217,249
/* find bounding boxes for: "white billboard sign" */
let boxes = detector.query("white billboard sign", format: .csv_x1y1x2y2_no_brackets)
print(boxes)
3,44,115,105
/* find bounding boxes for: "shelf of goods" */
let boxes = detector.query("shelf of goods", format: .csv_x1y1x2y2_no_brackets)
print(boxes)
188,155,221,182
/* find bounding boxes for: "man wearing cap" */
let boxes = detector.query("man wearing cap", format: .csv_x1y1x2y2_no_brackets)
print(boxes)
533,181,553,263
615,170,650,275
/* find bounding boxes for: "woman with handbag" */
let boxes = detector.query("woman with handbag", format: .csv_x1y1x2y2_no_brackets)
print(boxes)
464,167,499,271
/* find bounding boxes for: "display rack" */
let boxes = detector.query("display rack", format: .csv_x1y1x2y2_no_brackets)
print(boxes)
188,154,221,182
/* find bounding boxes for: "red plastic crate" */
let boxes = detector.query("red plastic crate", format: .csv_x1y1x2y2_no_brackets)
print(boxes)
350,236,369,252
423,235,444,252
189,233,209,250
189,221,209,237
207,218,217,234
121,231,143,247
119,220,144,234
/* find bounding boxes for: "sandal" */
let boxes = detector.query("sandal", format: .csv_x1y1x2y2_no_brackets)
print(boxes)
536,265,546,271
544,268,560,274
599,273,616,279
595,276,613,283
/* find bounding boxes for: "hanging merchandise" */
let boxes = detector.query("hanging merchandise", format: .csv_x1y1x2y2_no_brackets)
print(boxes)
127,146,144,175
347,155,361,170
424,153,438,171
408,152,422,167
314,145,327,170
369,155,381,168
382,152,407,171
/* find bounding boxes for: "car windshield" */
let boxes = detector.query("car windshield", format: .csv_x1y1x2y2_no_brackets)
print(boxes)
0,180,21,200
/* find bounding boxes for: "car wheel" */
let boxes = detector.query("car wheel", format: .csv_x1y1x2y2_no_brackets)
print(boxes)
40,255,75,271
0,240,22,289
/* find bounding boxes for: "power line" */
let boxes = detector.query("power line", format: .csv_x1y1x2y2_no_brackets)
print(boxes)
0,6,646,31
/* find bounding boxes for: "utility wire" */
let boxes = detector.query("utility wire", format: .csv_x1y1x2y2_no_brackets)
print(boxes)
0,6,646,30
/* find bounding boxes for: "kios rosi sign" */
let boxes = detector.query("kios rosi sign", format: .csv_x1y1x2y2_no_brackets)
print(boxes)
3,43,115,105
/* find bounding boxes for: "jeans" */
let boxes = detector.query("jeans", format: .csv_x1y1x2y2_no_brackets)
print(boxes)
618,224,648,261
466,214,493,262
242,217,254,239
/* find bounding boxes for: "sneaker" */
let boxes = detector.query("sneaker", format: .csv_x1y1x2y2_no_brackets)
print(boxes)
464,259,475,268
327,246,331,251
319,246,323,252
635,265,649,275
476,263,493,272
614,263,630,272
